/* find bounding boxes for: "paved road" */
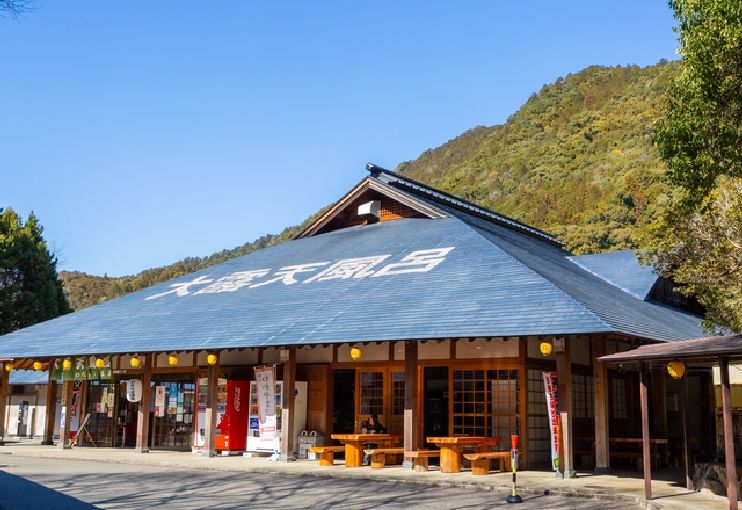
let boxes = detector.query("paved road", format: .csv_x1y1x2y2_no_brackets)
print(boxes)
0,456,638,509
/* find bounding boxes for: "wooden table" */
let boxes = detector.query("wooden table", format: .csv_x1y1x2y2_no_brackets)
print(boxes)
331,434,403,467
427,436,506,473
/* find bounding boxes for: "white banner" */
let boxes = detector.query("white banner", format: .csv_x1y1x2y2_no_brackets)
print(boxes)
543,372,559,471
255,366,276,441
155,386,166,417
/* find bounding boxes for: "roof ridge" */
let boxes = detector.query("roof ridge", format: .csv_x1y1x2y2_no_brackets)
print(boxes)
365,163,562,246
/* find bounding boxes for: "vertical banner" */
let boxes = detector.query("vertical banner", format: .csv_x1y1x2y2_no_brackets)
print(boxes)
543,371,559,471
51,359,64,381
254,365,276,441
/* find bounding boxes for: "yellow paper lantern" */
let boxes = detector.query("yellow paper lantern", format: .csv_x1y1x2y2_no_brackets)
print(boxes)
95,357,105,369
207,354,218,366
62,359,72,370
540,341,553,357
5,363,13,372
350,347,361,360
129,357,141,368
667,361,686,379
168,355,179,366
33,361,43,371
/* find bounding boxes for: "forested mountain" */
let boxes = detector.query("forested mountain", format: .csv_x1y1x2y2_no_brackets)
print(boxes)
396,61,678,254
60,61,678,310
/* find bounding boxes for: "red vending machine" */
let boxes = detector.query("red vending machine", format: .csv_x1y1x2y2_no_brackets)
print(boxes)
196,379,249,453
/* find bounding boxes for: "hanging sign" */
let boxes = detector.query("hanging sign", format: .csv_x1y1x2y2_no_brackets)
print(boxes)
543,371,559,471
254,365,276,441
126,379,143,402
51,357,113,381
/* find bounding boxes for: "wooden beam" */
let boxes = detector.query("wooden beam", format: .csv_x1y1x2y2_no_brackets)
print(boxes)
720,356,739,510
0,367,8,445
680,371,693,490
279,347,296,461
135,354,152,453
592,336,610,474
403,341,419,470
201,351,220,458
639,363,652,501
58,379,73,449
556,337,574,478
42,370,57,445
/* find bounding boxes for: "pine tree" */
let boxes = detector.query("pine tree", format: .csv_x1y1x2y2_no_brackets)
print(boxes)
0,207,71,335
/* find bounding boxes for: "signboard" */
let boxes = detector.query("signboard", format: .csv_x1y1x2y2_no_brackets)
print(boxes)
155,386,166,417
249,416,259,431
51,356,113,382
543,371,559,471
254,366,276,441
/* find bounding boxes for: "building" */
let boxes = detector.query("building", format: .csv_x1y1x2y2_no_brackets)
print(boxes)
0,165,707,472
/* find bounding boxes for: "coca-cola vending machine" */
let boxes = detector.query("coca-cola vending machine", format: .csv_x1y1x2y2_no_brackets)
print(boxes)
194,378,249,453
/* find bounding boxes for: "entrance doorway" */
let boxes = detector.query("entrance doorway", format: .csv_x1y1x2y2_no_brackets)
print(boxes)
355,367,405,434
150,377,196,451
424,366,449,440
333,369,355,435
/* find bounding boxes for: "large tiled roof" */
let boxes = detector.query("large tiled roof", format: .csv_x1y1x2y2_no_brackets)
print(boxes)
0,171,706,359
568,250,658,301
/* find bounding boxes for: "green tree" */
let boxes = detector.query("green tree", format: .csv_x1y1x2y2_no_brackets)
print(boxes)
653,0,742,207
644,1,742,332
0,208,71,335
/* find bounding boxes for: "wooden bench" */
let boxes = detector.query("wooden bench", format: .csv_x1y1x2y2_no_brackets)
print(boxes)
363,447,404,468
462,451,511,475
404,450,441,472
309,445,345,466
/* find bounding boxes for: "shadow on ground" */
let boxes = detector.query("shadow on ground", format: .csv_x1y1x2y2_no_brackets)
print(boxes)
0,470,98,510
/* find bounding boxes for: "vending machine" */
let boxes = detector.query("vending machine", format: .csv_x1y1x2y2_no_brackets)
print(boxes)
194,378,249,453
246,380,307,454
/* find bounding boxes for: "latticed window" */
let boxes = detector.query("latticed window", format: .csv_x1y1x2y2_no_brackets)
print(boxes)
391,372,405,415
360,372,384,416
452,369,520,439
527,370,550,464
572,374,594,419
612,378,627,419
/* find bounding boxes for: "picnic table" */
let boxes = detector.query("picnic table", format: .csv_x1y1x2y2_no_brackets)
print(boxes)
426,436,506,473
331,434,403,467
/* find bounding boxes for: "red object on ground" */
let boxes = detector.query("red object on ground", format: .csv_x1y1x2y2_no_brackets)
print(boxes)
214,380,249,451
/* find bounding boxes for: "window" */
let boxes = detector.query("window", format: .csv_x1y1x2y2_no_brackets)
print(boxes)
452,369,520,439
391,372,405,415
572,374,594,419
359,372,383,416
612,378,627,419
527,370,551,464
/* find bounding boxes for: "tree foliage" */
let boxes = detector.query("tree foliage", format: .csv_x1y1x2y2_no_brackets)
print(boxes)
0,208,71,335
653,0,742,207
642,179,742,333
0,0,35,20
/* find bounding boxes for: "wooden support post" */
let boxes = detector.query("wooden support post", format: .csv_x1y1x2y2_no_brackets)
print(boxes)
592,336,610,474
42,372,58,445
639,362,652,501
720,356,739,510
680,371,693,490
652,367,668,468
0,367,8,445
556,337,574,478
135,354,152,453
403,341,419,471
279,347,296,461
201,351,220,458
58,379,73,449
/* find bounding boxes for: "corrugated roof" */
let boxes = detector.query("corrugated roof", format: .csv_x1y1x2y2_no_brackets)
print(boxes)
568,251,658,300
0,172,707,359
9,370,49,385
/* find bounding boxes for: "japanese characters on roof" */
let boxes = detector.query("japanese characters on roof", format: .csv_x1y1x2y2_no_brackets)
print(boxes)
145,247,454,300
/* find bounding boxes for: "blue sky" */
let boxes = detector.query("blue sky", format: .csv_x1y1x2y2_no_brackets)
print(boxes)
2,1,680,277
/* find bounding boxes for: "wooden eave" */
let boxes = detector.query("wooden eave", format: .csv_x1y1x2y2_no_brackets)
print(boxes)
599,334,742,365
296,176,450,239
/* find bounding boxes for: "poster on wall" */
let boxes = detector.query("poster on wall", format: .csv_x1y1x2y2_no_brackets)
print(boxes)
542,371,559,471
155,386,166,417
254,365,276,441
